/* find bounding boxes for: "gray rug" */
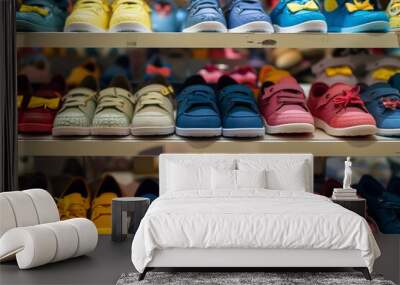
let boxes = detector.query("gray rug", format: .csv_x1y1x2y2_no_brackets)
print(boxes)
117,272,396,285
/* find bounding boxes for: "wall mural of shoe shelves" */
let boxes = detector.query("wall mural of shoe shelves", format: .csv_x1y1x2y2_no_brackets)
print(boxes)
16,32,400,49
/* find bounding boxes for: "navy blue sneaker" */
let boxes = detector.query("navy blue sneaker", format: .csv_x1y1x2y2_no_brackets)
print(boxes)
176,75,222,137
217,76,264,137
225,0,274,33
183,0,227,32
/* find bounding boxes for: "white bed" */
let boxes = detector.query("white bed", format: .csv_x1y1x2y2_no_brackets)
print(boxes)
131,154,380,281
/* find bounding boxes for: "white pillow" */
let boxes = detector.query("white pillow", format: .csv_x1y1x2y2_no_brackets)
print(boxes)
237,169,267,189
211,169,267,190
167,160,235,192
238,159,308,191
211,168,237,190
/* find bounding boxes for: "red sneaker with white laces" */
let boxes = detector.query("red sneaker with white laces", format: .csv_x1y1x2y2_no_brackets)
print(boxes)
308,82,377,137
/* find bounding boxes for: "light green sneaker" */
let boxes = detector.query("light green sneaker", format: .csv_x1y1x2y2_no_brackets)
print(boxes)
52,76,98,136
91,76,136,136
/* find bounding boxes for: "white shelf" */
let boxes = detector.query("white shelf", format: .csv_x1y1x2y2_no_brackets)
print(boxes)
18,130,400,157
16,32,400,48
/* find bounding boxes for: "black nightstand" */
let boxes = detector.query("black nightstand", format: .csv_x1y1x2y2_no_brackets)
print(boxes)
331,198,366,218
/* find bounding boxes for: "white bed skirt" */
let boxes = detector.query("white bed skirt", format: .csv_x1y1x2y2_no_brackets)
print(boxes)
148,248,366,268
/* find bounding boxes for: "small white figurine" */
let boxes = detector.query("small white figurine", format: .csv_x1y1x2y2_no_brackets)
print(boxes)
343,157,353,190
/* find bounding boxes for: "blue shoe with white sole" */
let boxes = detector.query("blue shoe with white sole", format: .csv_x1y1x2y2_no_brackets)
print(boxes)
176,75,222,137
183,0,227,32
217,76,264,137
323,0,389,32
270,0,327,33
360,82,400,137
225,0,274,33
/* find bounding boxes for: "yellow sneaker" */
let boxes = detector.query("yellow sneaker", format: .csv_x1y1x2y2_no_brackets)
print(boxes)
64,0,110,32
91,175,123,235
387,0,400,31
57,178,91,220
109,0,152,32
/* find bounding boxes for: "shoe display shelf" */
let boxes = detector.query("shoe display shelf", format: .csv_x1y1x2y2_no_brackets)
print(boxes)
18,130,400,157
16,32,400,157
16,32,400,48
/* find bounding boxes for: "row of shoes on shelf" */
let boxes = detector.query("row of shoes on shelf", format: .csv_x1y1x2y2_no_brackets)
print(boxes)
17,56,400,138
15,0,400,33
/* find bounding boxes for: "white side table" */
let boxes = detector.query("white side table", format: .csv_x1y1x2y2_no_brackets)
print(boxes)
112,197,150,242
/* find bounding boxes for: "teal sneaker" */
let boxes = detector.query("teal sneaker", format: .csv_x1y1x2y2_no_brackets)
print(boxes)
16,0,67,32
323,0,389,32
53,76,98,137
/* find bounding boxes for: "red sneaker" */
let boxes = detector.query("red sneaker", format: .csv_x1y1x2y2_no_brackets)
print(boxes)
308,82,376,137
259,77,314,134
18,75,65,134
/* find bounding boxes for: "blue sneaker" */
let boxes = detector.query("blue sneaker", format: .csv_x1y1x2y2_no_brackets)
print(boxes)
16,0,67,32
176,75,222,137
152,0,180,32
361,82,400,136
270,0,327,33
217,76,265,137
225,0,274,33
323,0,389,32
183,0,227,32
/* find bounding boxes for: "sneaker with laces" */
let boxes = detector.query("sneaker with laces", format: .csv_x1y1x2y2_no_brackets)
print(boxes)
131,80,175,136
225,0,274,33
183,0,227,32
53,76,98,136
57,177,91,220
91,76,136,136
323,0,389,32
308,82,376,137
259,77,314,134
64,0,110,32
109,0,152,32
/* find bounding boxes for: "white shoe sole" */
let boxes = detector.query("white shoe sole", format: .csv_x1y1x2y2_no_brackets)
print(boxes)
229,21,274,33
64,23,106,33
265,122,315,134
315,118,376,137
91,127,130,136
183,21,227,32
376,128,400,137
175,127,222,137
223,128,265,137
274,20,327,33
109,23,151,33
52,127,90,136
131,126,175,136
335,21,388,33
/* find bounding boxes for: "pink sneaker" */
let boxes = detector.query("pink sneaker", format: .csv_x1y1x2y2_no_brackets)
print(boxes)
259,77,314,134
308,82,377,137
198,64,224,84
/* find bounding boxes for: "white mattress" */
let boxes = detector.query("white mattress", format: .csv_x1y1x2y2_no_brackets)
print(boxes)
131,190,380,273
